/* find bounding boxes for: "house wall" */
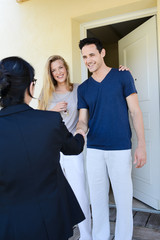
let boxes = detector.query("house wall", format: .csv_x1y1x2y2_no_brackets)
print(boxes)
157,0,160,90
0,0,158,107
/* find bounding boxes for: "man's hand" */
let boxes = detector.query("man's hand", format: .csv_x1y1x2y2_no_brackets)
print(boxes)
76,108,89,134
133,146,146,168
74,128,86,140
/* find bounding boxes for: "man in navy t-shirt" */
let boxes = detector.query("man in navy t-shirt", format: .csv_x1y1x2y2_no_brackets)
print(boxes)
77,37,146,240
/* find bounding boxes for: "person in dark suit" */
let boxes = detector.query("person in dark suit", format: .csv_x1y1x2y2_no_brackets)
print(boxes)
0,56,85,240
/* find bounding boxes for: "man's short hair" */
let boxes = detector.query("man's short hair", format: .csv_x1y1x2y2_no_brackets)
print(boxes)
79,37,103,53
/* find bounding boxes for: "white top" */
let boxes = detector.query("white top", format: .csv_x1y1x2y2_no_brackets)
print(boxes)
48,83,79,134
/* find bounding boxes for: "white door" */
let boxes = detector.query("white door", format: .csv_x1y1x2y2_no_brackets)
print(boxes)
118,16,160,210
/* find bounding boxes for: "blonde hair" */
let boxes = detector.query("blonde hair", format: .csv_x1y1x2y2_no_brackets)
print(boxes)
38,55,73,110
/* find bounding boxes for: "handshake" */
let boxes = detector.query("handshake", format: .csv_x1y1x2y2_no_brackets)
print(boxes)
74,128,86,140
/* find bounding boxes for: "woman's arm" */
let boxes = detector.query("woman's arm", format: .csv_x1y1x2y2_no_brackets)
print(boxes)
60,117,85,155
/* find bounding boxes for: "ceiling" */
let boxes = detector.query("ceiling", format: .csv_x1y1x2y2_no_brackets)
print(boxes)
87,16,152,45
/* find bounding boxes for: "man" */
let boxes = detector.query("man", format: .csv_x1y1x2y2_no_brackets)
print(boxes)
76,37,146,240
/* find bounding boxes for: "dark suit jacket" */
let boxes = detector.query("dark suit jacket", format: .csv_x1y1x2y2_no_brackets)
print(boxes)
0,103,85,240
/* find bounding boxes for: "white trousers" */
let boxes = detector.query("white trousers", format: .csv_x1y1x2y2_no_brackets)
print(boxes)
86,148,133,240
60,152,92,240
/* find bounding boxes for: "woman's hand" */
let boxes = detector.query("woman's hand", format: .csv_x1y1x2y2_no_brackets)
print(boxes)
74,129,86,140
51,101,68,112
119,65,130,71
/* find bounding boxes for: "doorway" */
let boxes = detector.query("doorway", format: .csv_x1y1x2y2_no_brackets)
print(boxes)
87,16,151,70
85,15,160,212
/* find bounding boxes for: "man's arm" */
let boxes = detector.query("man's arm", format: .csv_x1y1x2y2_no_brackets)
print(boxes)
76,108,89,134
126,93,147,168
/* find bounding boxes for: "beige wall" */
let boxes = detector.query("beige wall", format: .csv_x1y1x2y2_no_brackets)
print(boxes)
0,0,158,107
157,0,160,85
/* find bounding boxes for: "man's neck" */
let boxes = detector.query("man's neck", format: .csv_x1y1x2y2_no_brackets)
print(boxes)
92,65,111,83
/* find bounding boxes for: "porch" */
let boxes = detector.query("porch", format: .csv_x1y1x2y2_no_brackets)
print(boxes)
70,195,160,240
70,207,160,240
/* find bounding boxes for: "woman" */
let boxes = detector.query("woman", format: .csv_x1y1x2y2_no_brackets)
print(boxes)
0,56,85,240
39,55,92,240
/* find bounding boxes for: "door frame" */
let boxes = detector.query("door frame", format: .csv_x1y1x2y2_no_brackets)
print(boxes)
80,7,157,82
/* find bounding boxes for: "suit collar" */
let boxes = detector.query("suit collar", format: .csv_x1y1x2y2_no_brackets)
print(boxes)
0,103,33,117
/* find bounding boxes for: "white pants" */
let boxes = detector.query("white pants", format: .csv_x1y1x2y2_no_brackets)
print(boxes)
60,152,92,240
86,148,133,240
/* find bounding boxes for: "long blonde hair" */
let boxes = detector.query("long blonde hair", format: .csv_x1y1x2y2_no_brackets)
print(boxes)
38,55,73,110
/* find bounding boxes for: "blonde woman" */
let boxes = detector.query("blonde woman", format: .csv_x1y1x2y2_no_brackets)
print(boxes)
39,55,92,240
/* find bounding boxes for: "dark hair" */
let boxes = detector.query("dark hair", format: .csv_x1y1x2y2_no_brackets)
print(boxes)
79,37,104,53
0,56,35,108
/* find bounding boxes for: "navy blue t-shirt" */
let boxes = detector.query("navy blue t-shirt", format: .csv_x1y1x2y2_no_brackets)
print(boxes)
77,68,137,150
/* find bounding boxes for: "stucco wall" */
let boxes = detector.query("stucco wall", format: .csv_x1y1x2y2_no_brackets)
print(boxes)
0,0,158,107
157,0,160,90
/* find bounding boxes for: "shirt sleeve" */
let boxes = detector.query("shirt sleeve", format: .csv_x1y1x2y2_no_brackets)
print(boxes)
122,71,137,98
77,84,88,110
58,114,84,155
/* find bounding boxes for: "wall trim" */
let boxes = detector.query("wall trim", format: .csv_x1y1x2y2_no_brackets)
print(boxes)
16,0,29,3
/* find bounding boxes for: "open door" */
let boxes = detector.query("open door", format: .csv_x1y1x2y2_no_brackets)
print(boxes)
119,16,160,210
